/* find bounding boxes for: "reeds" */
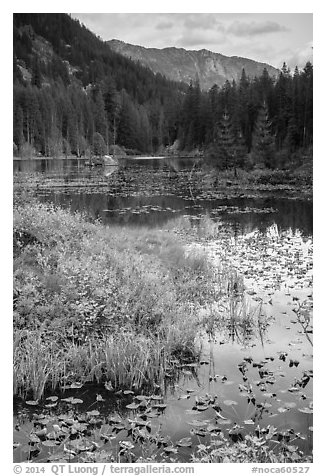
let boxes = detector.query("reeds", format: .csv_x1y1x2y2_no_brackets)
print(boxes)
13,330,66,399
13,201,220,398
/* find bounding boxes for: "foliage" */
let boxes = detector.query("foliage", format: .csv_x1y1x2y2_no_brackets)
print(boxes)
13,14,312,165
13,14,185,156
13,200,222,398
251,102,276,168
191,429,312,463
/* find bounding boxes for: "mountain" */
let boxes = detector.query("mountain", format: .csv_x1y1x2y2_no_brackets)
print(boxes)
13,13,186,156
107,39,280,90
13,14,312,160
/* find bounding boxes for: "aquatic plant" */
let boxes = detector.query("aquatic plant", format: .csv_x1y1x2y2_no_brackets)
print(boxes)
191,430,312,463
13,200,221,398
13,195,313,464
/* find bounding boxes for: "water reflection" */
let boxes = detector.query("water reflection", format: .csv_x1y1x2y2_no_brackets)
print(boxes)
14,157,313,236
13,157,313,462
103,165,119,178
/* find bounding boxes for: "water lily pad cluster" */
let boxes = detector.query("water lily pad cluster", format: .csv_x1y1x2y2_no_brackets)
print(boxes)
14,159,313,464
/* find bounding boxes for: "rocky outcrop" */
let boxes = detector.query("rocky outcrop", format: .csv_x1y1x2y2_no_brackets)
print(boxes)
107,39,279,90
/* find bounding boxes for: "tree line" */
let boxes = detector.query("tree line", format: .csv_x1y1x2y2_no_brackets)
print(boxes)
13,13,185,157
178,62,312,170
13,14,312,170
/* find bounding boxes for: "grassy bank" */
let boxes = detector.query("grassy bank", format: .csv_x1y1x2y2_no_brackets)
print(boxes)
13,197,223,399
199,154,313,199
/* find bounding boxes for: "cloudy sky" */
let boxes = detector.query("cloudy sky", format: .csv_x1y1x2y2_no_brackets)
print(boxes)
71,13,312,70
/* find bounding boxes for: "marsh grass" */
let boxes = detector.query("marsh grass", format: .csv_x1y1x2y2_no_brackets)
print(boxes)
13,330,66,399
198,267,267,346
13,199,222,398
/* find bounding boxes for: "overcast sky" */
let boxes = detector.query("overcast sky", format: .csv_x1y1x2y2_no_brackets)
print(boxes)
71,13,312,70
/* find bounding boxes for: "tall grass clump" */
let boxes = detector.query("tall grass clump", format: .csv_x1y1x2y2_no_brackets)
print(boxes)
13,199,222,398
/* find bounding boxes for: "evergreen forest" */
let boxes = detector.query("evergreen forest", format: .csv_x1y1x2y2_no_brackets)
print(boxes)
13,13,313,171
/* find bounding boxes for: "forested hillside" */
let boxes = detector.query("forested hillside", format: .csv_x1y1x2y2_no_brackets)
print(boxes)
13,13,313,170
13,13,186,157
107,39,280,90
179,64,313,170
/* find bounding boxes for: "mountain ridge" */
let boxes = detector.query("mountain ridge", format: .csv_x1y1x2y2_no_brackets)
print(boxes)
107,39,280,90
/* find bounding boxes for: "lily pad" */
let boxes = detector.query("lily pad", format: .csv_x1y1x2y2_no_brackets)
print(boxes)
288,387,300,393
191,428,207,437
135,395,148,402
298,407,313,414
35,428,47,437
70,438,94,452
70,382,84,389
46,396,58,402
195,404,209,412
29,433,41,444
152,403,167,410
119,440,135,451
42,440,59,447
45,402,58,409
164,446,178,454
177,437,192,448
278,407,289,413
87,410,100,417
178,393,190,400
126,402,140,410
109,415,123,424
207,424,221,432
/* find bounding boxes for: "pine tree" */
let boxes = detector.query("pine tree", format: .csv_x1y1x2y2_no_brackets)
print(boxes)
232,127,247,175
274,62,292,149
215,110,235,170
251,102,275,168
302,61,313,147
181,80,202,149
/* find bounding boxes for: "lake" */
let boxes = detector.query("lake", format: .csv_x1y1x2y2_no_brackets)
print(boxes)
13,157,312,236
13,157,313,463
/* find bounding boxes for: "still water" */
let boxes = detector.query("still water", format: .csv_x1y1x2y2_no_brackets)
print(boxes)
13,157,313,462
13,157,312,236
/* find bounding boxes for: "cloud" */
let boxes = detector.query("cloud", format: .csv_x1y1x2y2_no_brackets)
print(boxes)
176,30,226,49
284,42,313,69
228,20,290,37
183,14,224,31
156,21,173,30
71,13,312,70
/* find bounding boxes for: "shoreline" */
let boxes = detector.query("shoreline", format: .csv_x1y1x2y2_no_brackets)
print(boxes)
13,155,200,161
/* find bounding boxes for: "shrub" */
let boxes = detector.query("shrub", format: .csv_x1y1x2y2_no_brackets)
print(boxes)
13,201,221,397
19,142,36,159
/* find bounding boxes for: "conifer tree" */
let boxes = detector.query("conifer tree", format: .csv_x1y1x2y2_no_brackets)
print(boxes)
215,110,235,170
251,102,275,168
